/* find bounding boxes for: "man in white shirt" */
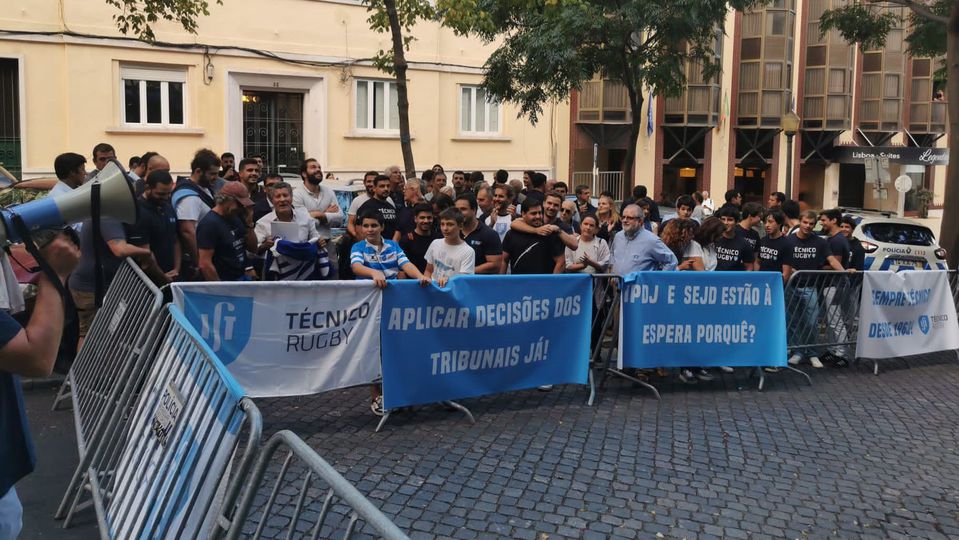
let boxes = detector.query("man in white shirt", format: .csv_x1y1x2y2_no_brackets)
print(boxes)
255,182,321,249
347,171,379,238
425,208,475,286
50,153,86,197
291,158,342,239
486,183,516,242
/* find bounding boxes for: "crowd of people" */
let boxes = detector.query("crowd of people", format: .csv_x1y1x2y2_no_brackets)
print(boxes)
42,144,867,408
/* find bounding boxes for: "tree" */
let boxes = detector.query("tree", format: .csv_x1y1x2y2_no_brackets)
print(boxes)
365,0,436,180
105,0,221,42
820,0,958,268
441,0,766,196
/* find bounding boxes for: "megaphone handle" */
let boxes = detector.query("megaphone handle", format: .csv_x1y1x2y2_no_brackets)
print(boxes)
91,183,104,309
7,213,69,300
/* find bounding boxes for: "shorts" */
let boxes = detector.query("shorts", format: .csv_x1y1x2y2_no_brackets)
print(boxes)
70,289,98,339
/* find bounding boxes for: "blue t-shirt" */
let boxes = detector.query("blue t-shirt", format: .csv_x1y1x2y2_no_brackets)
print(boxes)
0,311,34,498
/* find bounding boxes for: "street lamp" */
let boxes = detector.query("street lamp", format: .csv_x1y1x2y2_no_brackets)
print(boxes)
781,110,800,201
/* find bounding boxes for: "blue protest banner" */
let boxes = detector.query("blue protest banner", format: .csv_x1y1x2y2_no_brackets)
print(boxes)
618,271,786,368
381,274,592,409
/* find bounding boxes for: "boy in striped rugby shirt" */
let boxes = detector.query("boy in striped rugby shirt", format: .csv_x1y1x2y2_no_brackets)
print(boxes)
351,208,429,415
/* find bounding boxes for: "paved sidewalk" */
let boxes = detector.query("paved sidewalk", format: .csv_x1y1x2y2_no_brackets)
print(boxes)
19,386,98,539
248,354,959,539
21,354,959,539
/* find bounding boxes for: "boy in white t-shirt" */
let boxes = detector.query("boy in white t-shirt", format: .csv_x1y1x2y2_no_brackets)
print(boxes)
425,208,475,286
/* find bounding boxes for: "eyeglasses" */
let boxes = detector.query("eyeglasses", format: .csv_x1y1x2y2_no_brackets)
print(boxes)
561,208,573,214
622,215,639,221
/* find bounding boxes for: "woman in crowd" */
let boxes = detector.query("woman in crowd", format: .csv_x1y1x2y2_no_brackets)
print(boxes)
637,198,658,234
564,214,610,274
693,217,725,272
596,194,622,242
660,218,704,271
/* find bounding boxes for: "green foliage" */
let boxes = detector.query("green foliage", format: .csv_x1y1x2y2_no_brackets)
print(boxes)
819,3,900,51
365,0,436,73
105,0,222,41
821,0,951,75
437,0,767,124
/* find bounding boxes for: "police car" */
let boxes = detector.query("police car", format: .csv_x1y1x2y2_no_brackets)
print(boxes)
843,210,948,271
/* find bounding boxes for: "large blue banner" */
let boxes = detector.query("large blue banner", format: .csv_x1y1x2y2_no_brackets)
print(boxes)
619,271,786,368
381,275,592,409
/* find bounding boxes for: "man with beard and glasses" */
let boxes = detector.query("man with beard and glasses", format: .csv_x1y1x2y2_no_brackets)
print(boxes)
197,182,258,281
126,170,181,281
610,204,677,275
293,158,343,240
173,148,220,280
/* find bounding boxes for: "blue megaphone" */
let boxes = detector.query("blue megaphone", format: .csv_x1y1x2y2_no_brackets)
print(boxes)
1,160,138,245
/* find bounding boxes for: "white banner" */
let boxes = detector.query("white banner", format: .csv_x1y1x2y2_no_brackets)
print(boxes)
857,271,959,359
172,281,382,397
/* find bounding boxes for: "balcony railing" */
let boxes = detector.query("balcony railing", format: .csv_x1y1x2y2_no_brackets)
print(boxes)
578,81,632,123
571,171,626,201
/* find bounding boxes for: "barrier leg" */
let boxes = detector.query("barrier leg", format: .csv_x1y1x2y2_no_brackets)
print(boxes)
375,400,475,433
586,368,596,406
605,368,660,400
755,367,766,391
786,365,813,386
374,410,392,433
442,401,475,424
51,376,73,411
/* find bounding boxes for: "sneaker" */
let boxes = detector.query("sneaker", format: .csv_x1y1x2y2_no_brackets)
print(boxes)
537,385,554,391
696,369,715,382
833,357,849,368
788,353,803,366
370,396,384,416
679,369,698,384
763,366,782,373
719,366,734,373
809,356,824,369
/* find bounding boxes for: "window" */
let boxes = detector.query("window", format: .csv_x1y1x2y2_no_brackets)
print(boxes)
121,66,186,126
460,86,500,134
355,79,399,131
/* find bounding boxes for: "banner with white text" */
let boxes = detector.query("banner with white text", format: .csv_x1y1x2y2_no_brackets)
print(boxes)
380,275,592,409
857,271,959,359
618,271,787,368
171,282,381,398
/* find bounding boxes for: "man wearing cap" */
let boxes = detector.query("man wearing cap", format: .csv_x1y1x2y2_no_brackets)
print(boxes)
196,181,258,281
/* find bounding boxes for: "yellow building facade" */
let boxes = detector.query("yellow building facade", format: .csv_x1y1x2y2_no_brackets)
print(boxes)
0,0,570,181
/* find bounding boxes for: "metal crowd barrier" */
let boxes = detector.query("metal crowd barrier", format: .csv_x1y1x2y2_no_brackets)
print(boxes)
588,274,661,400
223,430,409,540
59,305,263,538
51,258,164,454
54,259,165,520
784,270,862,365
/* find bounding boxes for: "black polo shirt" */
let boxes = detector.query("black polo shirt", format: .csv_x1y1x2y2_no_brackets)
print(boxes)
126,197,178,272
463,221,502,270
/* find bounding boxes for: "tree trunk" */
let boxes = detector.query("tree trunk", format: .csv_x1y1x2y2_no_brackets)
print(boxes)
942,4,959,269
384,0,417,179
621,84,644,200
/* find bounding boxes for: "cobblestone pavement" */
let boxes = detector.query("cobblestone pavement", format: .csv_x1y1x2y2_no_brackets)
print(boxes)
247,355,959,539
